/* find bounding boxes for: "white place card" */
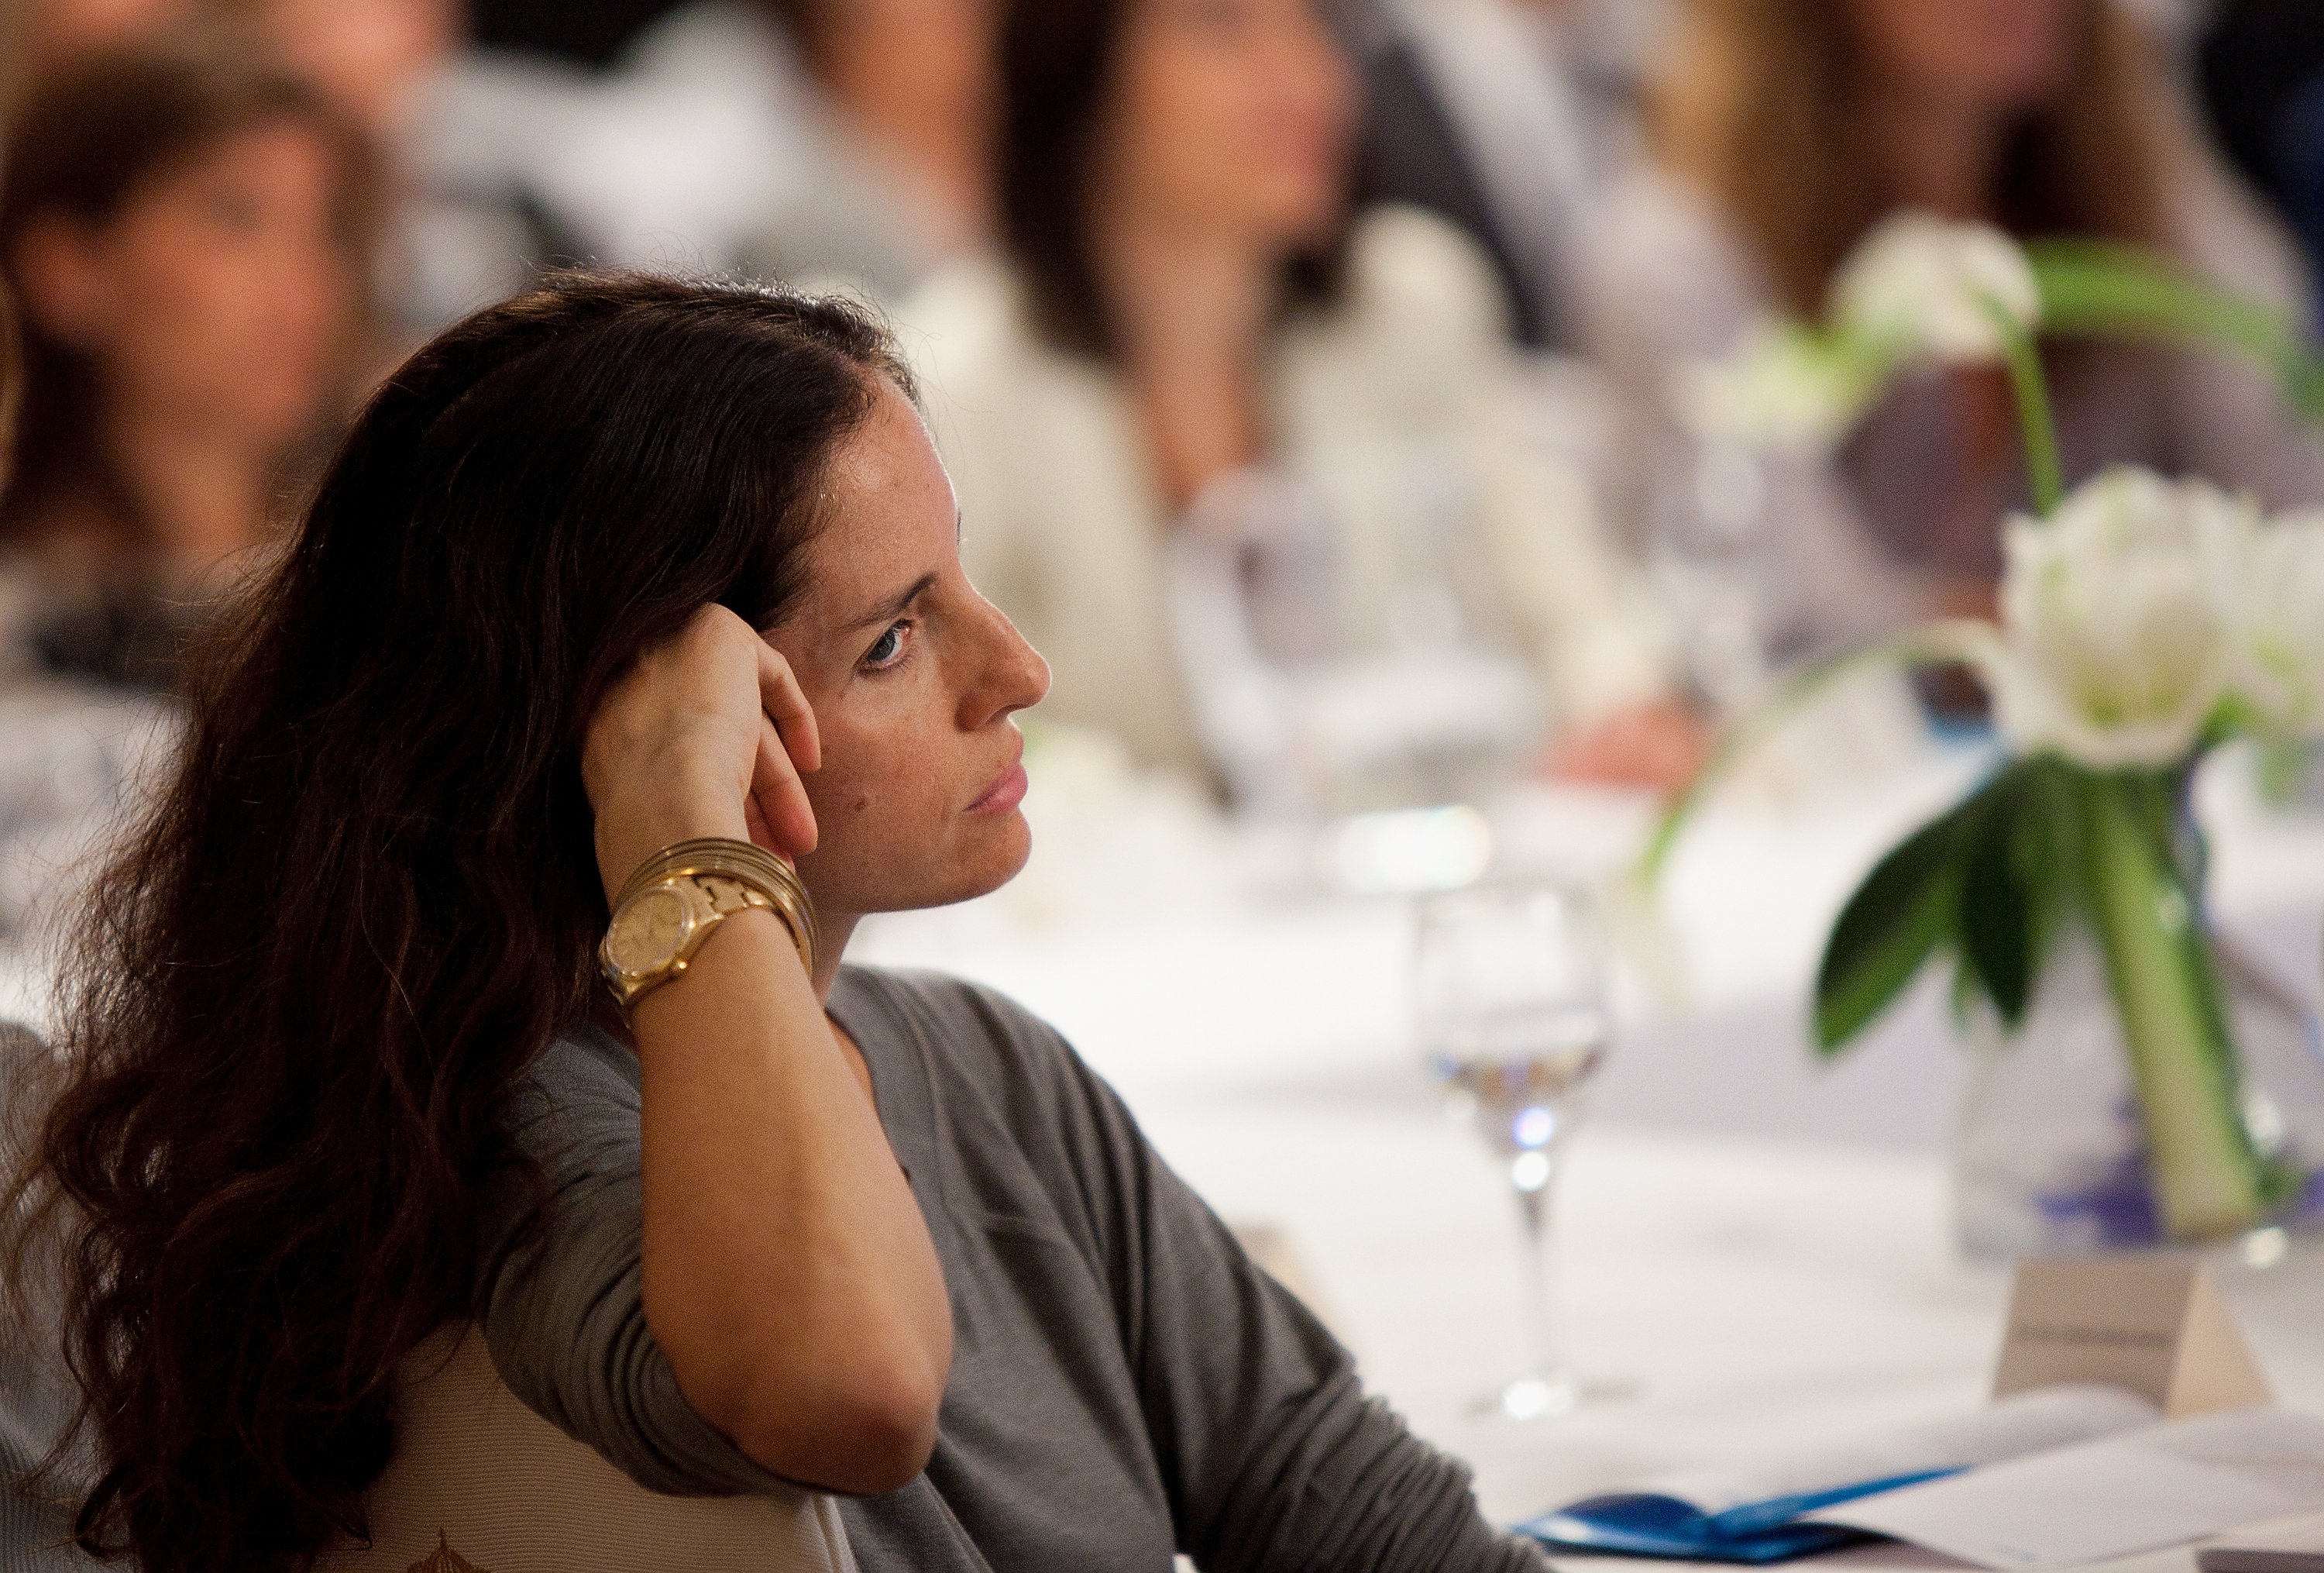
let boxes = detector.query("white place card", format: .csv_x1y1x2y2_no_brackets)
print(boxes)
1992,1256,2270,1418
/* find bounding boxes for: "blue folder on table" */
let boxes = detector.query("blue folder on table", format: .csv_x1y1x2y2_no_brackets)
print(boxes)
1514,1384,2168,1563
1516,1468,1961,1564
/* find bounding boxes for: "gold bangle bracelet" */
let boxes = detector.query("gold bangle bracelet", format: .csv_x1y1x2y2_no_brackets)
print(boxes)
615,837,818,977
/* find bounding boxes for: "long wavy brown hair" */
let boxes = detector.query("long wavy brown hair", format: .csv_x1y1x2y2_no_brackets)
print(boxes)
1652,0,2182,315
4,272,910,1573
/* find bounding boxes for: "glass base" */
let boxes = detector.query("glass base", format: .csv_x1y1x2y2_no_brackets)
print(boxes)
1954,931,2324,1259
1471,1369,1636,1421
1480,1372,1578,1422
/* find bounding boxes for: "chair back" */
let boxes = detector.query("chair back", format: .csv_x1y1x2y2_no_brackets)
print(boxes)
315,1327,854,1573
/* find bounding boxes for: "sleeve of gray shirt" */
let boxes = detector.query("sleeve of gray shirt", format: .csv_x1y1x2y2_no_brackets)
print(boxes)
942,983,1541,1573
476,1027,792,1498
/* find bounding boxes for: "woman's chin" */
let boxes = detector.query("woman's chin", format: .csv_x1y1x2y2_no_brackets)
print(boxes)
961,812,1035,898
910,812,1034,913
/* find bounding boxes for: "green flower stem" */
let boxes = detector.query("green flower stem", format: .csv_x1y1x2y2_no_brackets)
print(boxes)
1635,621,2003,888
2071,769,2264,1241
2030,240,2324,418
1992,310,2065,517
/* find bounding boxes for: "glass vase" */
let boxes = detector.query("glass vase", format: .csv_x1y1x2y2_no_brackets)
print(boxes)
1955,926,2324,1259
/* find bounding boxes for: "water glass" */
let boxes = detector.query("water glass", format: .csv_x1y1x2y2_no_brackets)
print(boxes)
1415,880,1611,1420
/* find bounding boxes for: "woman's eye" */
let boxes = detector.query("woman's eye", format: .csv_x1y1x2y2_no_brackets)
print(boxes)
862,620,912,670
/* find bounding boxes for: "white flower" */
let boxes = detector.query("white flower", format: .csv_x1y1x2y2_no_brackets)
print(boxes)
2232,510,2324,738
1676,324,1879,451
1985,467,2252,768
1832,212,2042,363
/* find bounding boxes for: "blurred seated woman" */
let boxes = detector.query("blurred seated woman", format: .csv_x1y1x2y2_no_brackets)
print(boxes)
1583,0,2324,653
5,274,1542,1572
524,0,992,305
740,0,996,292
0,33,372,690
904,0,1698,795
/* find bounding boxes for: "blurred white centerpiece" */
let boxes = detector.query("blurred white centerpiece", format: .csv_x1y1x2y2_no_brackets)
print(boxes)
1657,214,2324,1255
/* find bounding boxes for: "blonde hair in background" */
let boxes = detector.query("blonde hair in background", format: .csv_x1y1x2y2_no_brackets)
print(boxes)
1650,0,2181,316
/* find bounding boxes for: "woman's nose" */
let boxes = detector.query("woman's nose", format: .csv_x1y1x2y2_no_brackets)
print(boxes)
963,594,1050,726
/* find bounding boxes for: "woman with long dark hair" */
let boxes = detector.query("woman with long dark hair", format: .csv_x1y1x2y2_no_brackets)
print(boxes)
907,0,1700,793
0,30,374,688
8,270,1540,1572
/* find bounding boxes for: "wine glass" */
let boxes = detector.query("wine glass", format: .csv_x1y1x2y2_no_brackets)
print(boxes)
1415,879,1611,1420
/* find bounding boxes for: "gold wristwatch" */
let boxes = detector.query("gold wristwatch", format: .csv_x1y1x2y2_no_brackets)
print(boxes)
599,838,816,1018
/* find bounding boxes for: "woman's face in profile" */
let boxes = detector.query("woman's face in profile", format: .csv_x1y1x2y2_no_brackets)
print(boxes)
1106,0,1355,252
771,380,1051,918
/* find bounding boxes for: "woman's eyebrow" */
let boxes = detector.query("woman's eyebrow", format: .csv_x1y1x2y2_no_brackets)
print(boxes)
844,571,938,632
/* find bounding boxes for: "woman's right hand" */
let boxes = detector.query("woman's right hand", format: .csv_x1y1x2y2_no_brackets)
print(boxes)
579,604,821,904
585,608,951,1492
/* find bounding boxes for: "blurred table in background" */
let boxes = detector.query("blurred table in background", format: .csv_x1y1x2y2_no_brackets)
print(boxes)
853,731,2324,1527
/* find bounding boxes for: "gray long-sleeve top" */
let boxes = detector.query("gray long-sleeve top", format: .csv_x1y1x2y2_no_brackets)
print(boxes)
479,965,1541,1572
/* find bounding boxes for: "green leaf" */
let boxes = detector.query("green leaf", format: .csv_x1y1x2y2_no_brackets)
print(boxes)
1814,794,1979,1055
2028,240,2324,420
1957,776,2035,1026
1955,761,2085,1029
2019,757,2079,983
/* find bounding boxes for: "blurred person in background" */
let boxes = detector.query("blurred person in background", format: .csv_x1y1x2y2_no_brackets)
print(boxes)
2199,0,2324,298
744,0,995,281
1345,0,1668,352
426,0,989,305
224,0,462,142
0,287,56,1569
0,31,376,689
0,34,373,952
1583,0,2324,660
226,0,557,336
0,287,87,1573
3,0,198,98
555,0,992,300
907,0,1700,797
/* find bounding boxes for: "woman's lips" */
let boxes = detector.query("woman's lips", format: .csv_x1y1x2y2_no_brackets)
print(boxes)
966,760,1029,816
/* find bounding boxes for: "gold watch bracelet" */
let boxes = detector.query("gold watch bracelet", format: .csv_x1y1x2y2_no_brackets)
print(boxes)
614,837,818,978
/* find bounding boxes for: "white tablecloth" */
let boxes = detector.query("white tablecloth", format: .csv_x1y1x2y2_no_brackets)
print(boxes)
848,742,2324,1537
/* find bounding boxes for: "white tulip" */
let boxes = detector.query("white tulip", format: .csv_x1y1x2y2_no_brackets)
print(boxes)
1985,467,2252,768
2233,510,2324,738
1832,212,2042,363
1676,324,1879,452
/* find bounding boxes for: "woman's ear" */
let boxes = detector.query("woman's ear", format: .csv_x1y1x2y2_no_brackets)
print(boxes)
11,215,116,352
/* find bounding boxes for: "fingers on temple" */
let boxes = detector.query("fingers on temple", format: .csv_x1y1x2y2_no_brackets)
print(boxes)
755,641,822,774
753,716,819,857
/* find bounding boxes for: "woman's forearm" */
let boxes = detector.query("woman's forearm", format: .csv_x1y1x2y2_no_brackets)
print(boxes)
600,777,951,1496
629,905,951,1495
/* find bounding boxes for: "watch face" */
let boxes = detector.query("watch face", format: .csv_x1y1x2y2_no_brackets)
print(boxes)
606,885,693,976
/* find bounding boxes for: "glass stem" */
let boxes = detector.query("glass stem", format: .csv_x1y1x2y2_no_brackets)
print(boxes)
1511,1158,1566,1382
